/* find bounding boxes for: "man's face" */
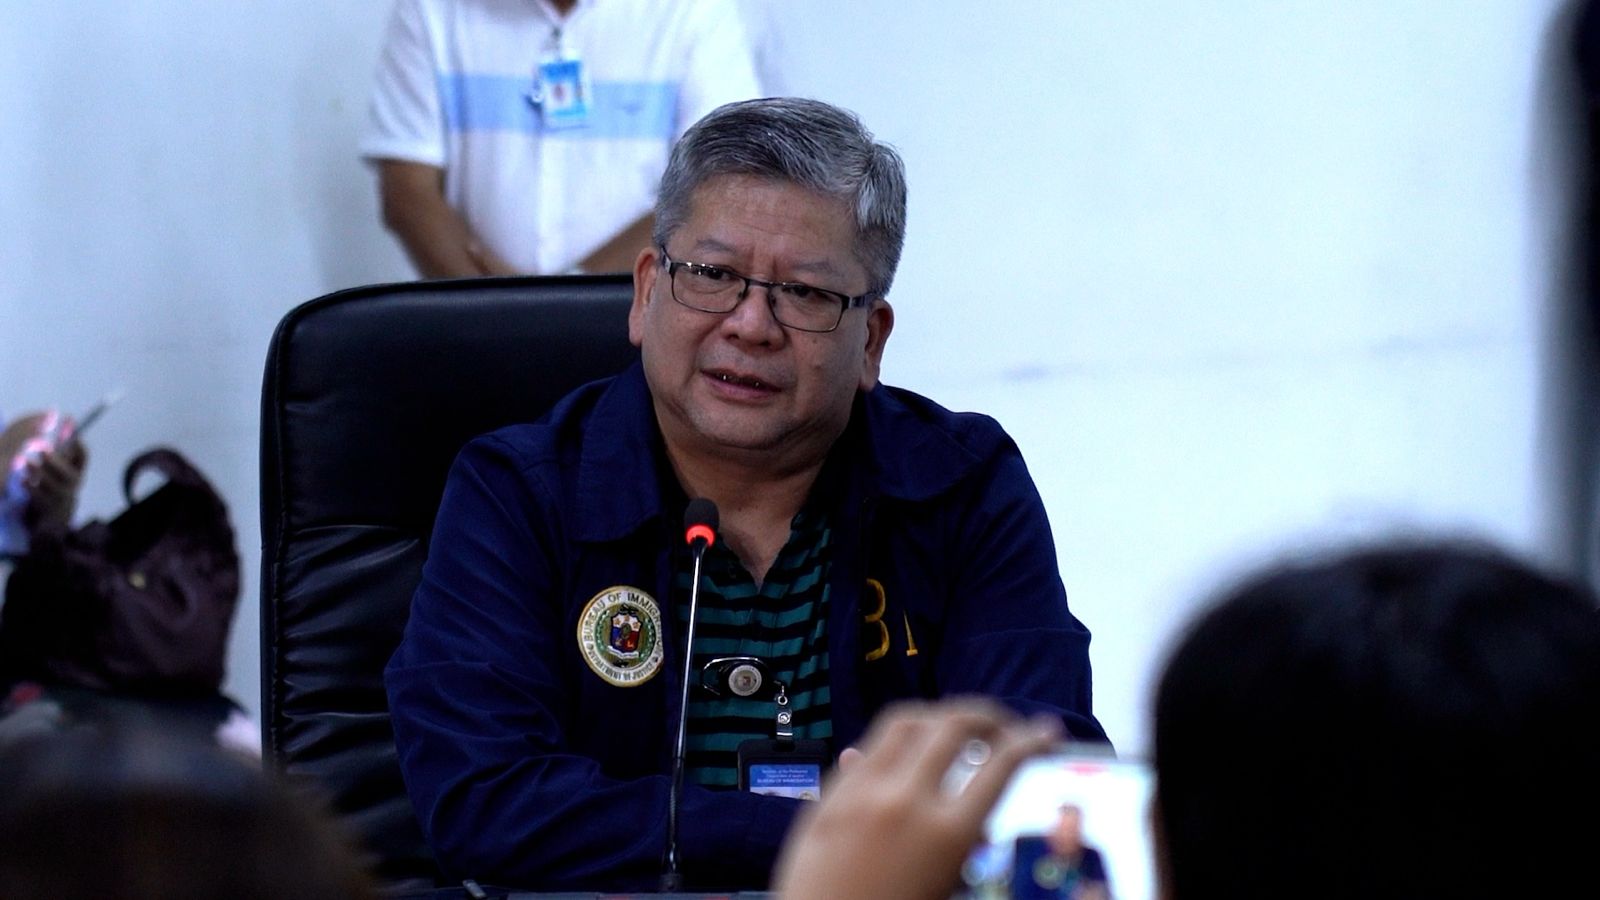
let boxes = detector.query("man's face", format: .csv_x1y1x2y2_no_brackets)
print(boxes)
630,174,893,467
1048,806,1084,858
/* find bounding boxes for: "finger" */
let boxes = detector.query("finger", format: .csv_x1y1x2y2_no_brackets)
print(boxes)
59,439,87,468
29,456,78,494
901,699,1018,790
31,479,74,506
37,451,80,481
847,702,938,775
847,699,1018,790
21,460,47,491
466,241,510,276
836,746,864,774
948,717,1062,822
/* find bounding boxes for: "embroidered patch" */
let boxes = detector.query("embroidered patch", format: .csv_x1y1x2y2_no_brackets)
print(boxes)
577,585,664,687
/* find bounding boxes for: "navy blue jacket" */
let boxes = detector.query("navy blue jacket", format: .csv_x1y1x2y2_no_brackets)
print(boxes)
386,363,1104,892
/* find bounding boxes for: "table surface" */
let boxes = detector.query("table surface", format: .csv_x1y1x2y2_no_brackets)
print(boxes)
389,888,776,900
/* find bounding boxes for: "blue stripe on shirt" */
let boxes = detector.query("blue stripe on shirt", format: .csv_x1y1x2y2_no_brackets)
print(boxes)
437,75,677,138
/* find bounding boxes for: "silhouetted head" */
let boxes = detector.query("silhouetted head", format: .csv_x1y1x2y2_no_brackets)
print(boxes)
1153,541,1600,899
0,729,376,900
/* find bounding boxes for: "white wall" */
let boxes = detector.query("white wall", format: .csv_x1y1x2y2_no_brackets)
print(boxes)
770,0,1594,752
0,3,413,735
2,1,1591,756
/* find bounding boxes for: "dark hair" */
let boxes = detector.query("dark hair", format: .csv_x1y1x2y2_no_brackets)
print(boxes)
653,97,907,297
1153,541,1600,899
0,730,377,900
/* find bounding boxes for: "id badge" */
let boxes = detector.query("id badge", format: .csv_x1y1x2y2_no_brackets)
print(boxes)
737,738,830,800
535,55,590,129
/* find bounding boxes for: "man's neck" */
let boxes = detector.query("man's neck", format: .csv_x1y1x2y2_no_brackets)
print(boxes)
667,448,827,587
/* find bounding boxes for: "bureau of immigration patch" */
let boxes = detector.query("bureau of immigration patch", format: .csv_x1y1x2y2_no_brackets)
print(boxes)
576,585,664,687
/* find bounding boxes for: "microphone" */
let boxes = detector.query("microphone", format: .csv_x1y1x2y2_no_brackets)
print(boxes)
662,498,719,891
684,499,717,554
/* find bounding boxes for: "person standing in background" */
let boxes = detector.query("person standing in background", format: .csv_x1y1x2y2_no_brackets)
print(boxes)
363,0,762,278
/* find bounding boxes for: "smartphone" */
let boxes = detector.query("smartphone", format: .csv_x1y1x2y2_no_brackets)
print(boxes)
68,388,124,441
961,750,1157,900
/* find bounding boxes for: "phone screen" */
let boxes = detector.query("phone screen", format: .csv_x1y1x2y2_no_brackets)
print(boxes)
962,752,1157,900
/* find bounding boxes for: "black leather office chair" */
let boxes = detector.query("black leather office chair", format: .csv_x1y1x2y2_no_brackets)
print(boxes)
259,276,639,886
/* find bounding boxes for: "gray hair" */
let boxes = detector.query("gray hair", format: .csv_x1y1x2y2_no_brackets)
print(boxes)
653,97,908,298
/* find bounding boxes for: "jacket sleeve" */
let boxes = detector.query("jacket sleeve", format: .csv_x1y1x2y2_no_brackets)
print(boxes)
936,442,1109,743
385,434,797,891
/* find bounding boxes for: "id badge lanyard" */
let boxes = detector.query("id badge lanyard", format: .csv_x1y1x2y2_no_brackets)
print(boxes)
527,18,591,129
704,657,831,796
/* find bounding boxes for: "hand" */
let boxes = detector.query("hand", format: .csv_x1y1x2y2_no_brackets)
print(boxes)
465,240,520,276
773,699,1062,900
23,437,87,533
377,159,523,278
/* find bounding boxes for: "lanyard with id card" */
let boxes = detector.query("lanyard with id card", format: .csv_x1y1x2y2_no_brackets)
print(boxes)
735,680,830,799
703,656,831,799
529,42,591,130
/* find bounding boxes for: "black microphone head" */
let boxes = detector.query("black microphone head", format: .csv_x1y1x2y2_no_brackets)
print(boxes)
683,498,719,551
684,498,719,533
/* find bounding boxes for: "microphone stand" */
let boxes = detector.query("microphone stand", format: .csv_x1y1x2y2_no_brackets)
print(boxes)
662,506,714,891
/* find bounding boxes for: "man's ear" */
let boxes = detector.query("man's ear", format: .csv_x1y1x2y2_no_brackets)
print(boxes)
858,299,894,391
629,246,660,348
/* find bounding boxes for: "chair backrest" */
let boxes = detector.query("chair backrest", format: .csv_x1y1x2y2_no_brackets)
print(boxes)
259,276,638,885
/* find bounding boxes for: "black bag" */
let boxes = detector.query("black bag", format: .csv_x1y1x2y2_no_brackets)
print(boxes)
0,447,239,695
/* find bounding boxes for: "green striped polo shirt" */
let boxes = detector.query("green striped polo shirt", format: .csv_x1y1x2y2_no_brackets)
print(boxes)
675,507,833,787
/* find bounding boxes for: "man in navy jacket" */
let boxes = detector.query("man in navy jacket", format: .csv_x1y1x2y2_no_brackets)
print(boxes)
386,97,1105,892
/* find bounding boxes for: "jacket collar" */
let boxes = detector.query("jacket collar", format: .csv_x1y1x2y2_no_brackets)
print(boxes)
574,364,663,543
852,383,990,503
573,364,989,543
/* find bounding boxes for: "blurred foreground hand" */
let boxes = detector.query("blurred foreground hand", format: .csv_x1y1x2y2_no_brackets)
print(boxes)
773,699,1060,900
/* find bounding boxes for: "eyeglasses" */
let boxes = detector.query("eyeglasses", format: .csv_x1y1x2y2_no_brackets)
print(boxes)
658,248,876,334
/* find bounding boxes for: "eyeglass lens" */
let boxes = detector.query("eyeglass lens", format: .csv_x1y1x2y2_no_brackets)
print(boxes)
671,264,846,332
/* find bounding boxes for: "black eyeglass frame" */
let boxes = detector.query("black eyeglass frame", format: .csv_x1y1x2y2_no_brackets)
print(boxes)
657,247,877,334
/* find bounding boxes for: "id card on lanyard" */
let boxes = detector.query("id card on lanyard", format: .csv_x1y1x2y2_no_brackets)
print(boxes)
733,679,829,799
531,34,590,129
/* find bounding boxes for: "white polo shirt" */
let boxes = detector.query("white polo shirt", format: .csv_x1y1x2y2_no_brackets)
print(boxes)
362,0,761,274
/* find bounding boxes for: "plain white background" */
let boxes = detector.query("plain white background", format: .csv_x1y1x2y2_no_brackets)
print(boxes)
2,1,1595,755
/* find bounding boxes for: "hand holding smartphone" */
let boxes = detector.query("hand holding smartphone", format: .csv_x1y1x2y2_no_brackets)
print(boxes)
15,389,122,465
0,390,118,551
